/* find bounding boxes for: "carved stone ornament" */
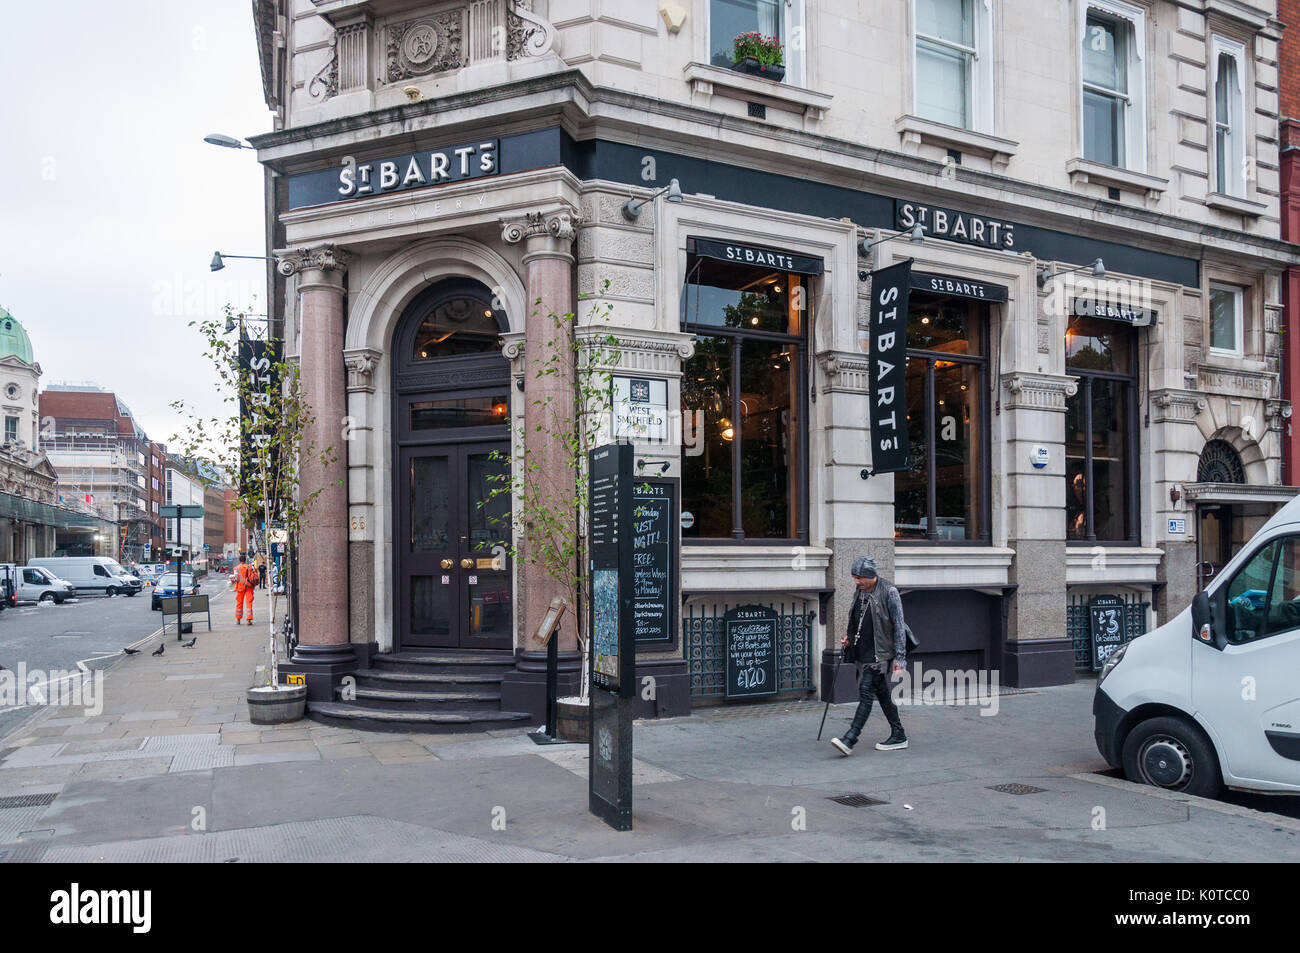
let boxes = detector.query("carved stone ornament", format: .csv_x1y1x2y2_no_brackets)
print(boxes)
1002,373,1077,411
386,13,463,81
817,351,871,394
507,0,556,59
276,245,352,277
500,208,583,245
344,349,382,394
308,45,338,101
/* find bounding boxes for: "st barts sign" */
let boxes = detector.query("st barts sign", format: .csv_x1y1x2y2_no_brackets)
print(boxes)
867,260,914,475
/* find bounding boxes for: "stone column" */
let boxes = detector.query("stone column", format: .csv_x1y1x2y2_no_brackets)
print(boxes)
498,207,583,719
276,245,355,686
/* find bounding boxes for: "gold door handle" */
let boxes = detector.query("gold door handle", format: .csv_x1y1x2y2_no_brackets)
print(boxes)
460,558,474,569
440,558,454,570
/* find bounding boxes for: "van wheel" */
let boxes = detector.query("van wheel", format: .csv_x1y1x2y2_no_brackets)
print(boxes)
1121,716,1223,799
106,586,118,597
39,592,56,604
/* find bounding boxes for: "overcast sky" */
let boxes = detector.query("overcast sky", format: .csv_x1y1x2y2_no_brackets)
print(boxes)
0,1,271,448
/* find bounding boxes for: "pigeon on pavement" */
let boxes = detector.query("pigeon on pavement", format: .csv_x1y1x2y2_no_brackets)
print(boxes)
151,644,164,656
122,648,141,655
182,638,197,648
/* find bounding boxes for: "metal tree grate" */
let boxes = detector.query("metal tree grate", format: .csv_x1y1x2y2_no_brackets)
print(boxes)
827,793,888,807
987,782,1047,795
0,793,58,809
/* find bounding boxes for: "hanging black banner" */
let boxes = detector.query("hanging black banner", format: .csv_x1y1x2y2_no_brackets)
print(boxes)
237,335,282,504
869,260,913,475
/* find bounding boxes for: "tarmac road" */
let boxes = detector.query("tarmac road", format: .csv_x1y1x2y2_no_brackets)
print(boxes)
0,587,221,740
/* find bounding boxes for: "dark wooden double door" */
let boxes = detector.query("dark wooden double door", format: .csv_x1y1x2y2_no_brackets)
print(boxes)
397,441,512,650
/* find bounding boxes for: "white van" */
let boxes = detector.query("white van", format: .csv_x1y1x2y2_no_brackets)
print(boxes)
1094,494,1300,797
0,564,76,604
27,557,143,597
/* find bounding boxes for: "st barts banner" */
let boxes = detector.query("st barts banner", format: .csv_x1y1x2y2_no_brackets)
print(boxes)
868,260,913,475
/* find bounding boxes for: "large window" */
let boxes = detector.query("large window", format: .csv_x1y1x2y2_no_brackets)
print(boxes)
894,293,988,542
681,251,807,541
1211,36,1247,196
1081,1,1146,170
1065,317,1137,543
1209,283,1244,356
913,0,992,131
710,0,783,68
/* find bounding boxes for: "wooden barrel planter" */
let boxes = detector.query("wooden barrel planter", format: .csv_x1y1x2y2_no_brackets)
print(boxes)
556,697,590,744
247,684,307,724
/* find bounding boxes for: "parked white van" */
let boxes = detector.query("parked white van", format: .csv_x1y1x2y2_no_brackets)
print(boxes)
1095,494,1300,798
0,564,76,604
27,557,143,597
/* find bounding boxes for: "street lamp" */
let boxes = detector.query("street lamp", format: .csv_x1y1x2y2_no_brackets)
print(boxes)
621,178,684,221
203,133,253,150
858,223,926,256
1038,258,1106,288
211,252,271,272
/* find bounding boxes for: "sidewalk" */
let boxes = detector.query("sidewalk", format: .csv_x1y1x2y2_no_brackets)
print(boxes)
2,597,1298,862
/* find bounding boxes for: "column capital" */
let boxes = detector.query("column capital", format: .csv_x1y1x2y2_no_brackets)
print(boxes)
343,347,382,394
500,206,582,262
275,244,352,279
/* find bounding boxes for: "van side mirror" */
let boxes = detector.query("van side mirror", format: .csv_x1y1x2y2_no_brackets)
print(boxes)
1191,591,1225,650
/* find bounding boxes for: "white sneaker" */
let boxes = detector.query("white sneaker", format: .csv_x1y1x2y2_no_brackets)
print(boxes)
830,737,855,756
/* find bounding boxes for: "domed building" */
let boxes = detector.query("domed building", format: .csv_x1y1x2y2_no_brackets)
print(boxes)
0,307,69,563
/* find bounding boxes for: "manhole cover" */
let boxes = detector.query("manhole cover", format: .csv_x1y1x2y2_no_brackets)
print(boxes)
987,783,1047,796
0,793,58,809
827,793,888,807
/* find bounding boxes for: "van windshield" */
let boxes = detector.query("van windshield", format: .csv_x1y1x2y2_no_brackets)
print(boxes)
104,560,127,575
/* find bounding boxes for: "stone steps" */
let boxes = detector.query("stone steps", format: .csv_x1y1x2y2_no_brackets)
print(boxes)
307,702,532,733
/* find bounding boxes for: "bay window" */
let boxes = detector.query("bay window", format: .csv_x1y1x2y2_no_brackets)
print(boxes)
894,292,989,542
681,248,807,542
1080,0,1146,171
1065,317,1138,543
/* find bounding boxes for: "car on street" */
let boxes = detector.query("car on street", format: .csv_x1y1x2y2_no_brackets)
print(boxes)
1095,493,1300,798
152,574,200,611
0,563,76,604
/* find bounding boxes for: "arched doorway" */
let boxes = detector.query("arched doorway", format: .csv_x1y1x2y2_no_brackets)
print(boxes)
392,278,513,651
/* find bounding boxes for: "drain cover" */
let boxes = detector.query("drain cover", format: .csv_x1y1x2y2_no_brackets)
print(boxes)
987,782,1047,795
0,793,58,809
827,793,888,807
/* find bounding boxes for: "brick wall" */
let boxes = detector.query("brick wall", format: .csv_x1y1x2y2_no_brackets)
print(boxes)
1284,0,1300,140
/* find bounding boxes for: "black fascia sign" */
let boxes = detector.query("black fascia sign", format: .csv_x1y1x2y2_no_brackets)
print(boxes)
868,259,913,476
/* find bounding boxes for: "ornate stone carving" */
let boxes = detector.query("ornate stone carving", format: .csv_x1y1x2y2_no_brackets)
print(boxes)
1001,373,1077,411
308,46,338,101
1151,388,1207,424
276,245,352,277
1266,399,1293,431
817,351,871,394
578,332,695,374
507,0,556,59
344,348,382,394
500,208,583,246
386,13,464,81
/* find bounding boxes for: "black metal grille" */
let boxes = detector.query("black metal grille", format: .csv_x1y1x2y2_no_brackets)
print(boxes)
987,782,1047,795
0,793,57,809
1068,591,1150,672
685,600,814,699
1198,439,1245,483
828,793,888,807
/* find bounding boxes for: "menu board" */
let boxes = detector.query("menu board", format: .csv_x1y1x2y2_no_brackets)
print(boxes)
724,605,780,699
632,481,676,646
589,458,622,692
1090,594,1126,671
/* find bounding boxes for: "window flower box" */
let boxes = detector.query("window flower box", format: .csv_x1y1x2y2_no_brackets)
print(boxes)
729,32,784,83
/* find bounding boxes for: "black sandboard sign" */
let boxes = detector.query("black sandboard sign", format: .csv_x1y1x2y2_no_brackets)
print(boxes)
724,604,780,699
1090,594,1126,671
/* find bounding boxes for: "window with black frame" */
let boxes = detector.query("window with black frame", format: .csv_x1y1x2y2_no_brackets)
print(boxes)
893,292,989,542
681,252,807,542
1065,316,1138,543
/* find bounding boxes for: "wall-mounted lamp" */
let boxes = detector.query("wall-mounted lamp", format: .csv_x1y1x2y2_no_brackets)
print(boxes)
211,252,271,272
203,133,253,150
1037,258,1105,289
621,178,684,220
858,224,925,257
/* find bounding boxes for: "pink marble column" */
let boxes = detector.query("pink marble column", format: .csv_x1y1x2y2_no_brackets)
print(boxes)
502,210,581,654
277,245,353,665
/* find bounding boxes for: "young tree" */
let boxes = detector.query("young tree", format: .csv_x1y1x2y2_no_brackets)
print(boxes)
170,305,339,689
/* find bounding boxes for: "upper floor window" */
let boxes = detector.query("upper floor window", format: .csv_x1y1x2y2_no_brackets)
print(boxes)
913,0,993,131
1211,36,1247,197
3,416,16,443
709,0,804,83
1080,1,1146,171
1209,283,1244,357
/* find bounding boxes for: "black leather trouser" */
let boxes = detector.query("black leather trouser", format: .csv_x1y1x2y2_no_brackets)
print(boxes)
844,665,903,743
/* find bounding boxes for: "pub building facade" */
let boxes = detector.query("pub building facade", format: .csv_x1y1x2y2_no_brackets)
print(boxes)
249,0,1300,724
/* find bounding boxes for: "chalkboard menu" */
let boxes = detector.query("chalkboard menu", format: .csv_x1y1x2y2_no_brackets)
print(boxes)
633,480,677,647
724,604,780,699
1090,594,1126,671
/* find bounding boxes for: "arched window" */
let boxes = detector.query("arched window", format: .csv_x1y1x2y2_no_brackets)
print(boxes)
1198,439,1245,484
408,287,504,361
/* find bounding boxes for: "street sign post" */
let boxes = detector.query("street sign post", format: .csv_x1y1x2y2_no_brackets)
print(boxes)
587,442,635,832
159,505,204,639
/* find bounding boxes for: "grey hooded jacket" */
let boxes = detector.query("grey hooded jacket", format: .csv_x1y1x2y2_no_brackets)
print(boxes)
846,578,907,666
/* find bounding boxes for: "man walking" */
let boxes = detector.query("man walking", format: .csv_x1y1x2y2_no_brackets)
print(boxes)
234,551,257,625
831,556,908,755
254,550,267,590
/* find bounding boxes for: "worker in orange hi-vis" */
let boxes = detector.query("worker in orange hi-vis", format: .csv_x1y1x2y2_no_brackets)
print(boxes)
234,551,259,625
